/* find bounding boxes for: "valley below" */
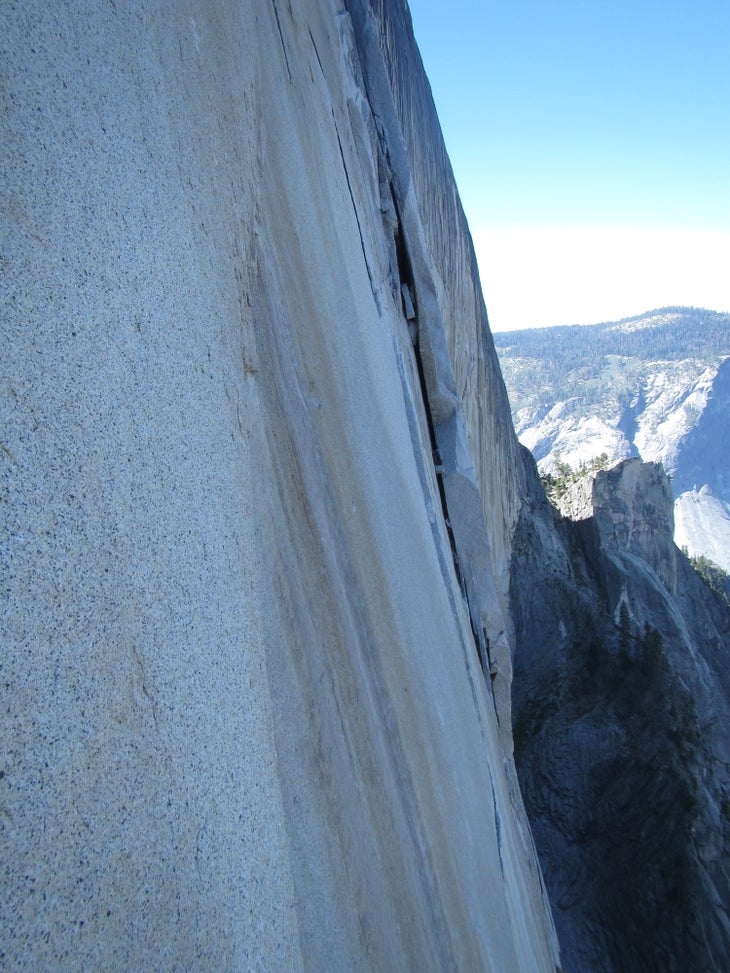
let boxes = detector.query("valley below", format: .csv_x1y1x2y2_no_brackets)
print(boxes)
495,308,730,572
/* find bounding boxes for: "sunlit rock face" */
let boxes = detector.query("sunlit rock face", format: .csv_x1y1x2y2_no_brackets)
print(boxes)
0,2,558,970
591,459,678,594
671,355,730,569
511,456,730,972
675,486,730,572
497,312,730,573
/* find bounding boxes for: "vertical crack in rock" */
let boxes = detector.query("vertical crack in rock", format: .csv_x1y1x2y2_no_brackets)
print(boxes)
332,111,377,301
271,0,292,83
344,0,515,735
391,343,484,719
251,269,460,966
386,168,499,719
307,26,325,78
389,182,418,327
371,92,494,712
414,329,499,715
490,775,506,879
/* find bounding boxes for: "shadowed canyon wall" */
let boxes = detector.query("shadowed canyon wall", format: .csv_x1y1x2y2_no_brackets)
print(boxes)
1,2,559,969
510,457,730,971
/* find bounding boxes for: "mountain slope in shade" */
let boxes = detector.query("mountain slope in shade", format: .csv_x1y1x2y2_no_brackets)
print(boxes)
494,308,730,570
510,455,730,971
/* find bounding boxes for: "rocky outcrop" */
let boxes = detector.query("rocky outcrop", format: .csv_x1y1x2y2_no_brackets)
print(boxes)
511,455,730,971
0,2,558,970
496,309,730,571
591,459,678,593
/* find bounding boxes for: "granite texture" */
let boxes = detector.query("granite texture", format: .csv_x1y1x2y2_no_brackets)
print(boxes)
1,1,558,969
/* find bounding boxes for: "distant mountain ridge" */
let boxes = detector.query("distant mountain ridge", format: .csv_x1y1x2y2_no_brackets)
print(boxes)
494,307,730,570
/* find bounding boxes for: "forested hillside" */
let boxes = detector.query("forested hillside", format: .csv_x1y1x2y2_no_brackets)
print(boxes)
495,307,730,418
494,307,730,572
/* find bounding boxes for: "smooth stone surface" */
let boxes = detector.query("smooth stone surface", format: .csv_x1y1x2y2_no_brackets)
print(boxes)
1,1,559,969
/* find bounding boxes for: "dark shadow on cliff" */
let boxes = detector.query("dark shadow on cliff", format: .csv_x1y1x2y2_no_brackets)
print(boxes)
510,447,730,972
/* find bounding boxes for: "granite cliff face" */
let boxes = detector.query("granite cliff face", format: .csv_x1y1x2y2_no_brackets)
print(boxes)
510,456,730,971
1,2,557,970
6,5,727,970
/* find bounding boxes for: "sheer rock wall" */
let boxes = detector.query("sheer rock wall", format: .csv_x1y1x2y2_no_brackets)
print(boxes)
1,2,558,969
510,456,730,971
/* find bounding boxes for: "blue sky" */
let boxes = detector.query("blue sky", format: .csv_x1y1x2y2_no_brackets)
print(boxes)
408,1,730,329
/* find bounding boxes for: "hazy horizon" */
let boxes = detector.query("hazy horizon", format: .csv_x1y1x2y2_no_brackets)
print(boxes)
408,1,730,332
490,303,729,337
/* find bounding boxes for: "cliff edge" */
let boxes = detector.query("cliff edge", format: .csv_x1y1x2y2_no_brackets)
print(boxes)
511,457,730,971
0,2,557,969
